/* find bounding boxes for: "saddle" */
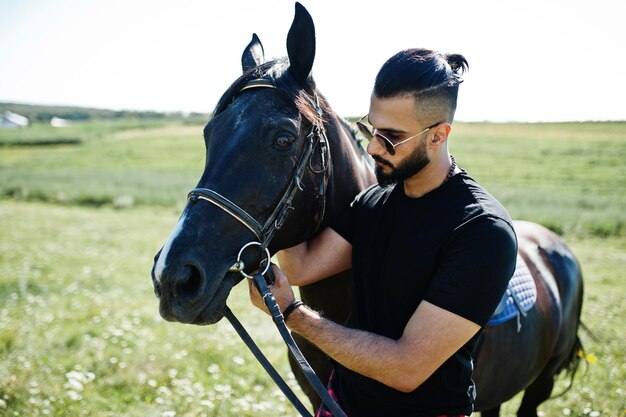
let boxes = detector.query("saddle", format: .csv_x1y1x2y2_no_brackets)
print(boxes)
487,254,536,330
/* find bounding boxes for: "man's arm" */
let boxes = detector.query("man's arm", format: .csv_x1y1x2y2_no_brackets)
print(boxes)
249,266,480,393
276,227,352,286
288,298,480,392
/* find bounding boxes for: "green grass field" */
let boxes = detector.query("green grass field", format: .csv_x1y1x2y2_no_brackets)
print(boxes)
0,120,624,416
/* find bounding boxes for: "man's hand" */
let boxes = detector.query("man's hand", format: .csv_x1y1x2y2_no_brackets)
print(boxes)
248,264,296,316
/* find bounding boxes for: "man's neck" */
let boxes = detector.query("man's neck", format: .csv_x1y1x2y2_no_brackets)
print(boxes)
403,155,457,198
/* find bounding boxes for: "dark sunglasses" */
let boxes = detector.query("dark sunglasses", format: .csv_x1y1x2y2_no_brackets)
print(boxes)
356,115,441,155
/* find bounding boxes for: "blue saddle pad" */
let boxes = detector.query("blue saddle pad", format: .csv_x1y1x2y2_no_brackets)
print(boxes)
487,254,536,326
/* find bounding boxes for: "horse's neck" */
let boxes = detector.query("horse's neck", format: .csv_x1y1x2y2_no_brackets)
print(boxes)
324,115,375,218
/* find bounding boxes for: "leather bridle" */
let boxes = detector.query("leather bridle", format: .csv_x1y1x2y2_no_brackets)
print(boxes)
187,79,345,417
188,78,329,256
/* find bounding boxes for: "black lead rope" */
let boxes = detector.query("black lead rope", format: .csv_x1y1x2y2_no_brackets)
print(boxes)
223,307,313,417
225,272,347,417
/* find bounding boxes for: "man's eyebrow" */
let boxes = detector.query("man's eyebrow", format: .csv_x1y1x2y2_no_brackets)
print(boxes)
378,127,407,134
366,118,408,134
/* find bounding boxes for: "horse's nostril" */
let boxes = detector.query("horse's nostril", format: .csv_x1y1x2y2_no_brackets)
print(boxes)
178,265,203,297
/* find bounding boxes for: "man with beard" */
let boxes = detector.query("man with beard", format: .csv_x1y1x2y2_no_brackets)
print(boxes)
249,48,517,417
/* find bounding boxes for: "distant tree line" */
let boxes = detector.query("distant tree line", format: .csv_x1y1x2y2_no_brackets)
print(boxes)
0,102,208,123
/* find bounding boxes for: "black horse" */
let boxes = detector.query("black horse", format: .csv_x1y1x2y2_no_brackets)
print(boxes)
151,4,583,416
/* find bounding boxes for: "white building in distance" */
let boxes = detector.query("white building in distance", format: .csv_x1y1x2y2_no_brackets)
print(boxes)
0,111,29,128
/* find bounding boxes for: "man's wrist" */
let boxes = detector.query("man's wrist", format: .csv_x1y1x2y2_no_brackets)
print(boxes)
283,300,304,321
283,302,323,339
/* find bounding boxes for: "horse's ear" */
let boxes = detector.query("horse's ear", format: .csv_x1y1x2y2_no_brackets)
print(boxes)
242,33,265,73
286,2,316,86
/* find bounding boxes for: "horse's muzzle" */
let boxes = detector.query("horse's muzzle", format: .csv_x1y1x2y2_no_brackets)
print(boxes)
152,249,244,325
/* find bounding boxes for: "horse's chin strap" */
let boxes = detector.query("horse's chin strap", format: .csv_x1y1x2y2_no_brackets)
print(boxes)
225,273,347,417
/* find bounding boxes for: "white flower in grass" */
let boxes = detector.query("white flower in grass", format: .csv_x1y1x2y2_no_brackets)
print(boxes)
65,370,96,392
28,383,40,395
199,399,215,409
233,396,252,411
66,378,83,391
67,390,82,401
174,349,188,360
157,386,172,397
214,384,231,393
213,384,233,400
252,401,272,412
232,356,245,365
192,382,206,395
207,364,220,374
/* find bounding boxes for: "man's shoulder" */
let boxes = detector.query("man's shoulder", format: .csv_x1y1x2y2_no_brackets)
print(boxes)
352,183,394,208
452,172,514,229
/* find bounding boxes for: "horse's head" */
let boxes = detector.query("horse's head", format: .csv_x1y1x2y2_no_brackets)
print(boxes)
152,3,329,324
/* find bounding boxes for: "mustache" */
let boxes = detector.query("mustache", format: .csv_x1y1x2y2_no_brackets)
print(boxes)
372,155,393,168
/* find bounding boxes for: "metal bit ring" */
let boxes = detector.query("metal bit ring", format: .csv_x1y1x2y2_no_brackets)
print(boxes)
235,241,271,279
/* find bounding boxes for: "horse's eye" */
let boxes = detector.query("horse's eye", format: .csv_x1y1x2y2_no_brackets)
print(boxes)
274,134,295,149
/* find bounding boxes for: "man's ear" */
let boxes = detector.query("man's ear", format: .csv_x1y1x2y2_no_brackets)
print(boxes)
429,123,452,147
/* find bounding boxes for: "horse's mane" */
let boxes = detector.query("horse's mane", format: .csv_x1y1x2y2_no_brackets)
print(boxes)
339,116,367,146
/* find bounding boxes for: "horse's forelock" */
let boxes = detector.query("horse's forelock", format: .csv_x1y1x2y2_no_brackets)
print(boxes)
275,70,326,129
211,58,325,129
212,59,286,117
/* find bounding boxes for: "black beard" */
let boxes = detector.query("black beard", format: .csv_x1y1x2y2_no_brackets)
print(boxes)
374,139,430,187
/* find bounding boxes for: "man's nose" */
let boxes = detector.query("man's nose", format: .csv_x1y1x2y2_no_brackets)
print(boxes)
366,136,385,156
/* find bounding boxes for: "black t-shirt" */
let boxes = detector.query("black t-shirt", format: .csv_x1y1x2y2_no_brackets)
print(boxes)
330,171,517,417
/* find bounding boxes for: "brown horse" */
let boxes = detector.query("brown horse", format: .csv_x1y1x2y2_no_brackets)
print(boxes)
151,4,583,416
473,220,584,416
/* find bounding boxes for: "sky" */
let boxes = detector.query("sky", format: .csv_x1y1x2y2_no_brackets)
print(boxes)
1,0,625,122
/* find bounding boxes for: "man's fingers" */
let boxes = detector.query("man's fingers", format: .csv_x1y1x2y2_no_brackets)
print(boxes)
248,279,258,299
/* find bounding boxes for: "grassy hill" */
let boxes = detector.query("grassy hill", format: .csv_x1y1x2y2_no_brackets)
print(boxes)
1,119,624,237
0,102,208,124
0,118,624,416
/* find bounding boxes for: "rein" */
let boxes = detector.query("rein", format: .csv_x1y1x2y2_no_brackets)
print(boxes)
225,269,348,417
188,79,345,417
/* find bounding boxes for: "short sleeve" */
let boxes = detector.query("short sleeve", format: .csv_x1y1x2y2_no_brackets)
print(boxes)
424,215,518,326
330,199,357,243
329,184,382,243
